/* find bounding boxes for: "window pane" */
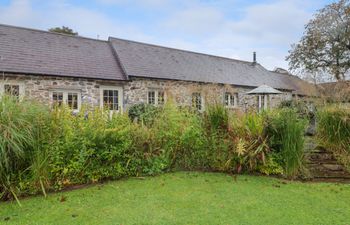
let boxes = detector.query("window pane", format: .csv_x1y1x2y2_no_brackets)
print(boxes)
192,93,202,111
52,92,64,107
224,93,229,106
148,91,155,105
68,93,78,110
103,89,119,111
230,94,235,106
158,91,165,105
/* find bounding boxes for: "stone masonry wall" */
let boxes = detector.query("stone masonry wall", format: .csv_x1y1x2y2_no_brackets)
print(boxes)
1,74,293,111
0,74,125,107
124,77,293,111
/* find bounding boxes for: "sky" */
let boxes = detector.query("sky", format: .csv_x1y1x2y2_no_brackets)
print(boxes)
0,0,335,70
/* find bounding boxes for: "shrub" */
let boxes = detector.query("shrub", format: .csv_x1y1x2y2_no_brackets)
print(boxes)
152,103,206,170
230,112,270,173
48,106,135,188
266,109,307,178
0,100,312,202
128,103,160,126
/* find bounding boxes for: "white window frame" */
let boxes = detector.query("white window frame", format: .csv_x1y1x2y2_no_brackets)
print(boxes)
147,89,166,106
100,86,123,112
49,89,82,111
224,92,238,108
0,81,25,98
192,92,204,111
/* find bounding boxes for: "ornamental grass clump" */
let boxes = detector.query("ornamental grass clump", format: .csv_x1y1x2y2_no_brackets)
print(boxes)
317,106,350,170
266,109,307,178
0,96,49,203
317,106,350,153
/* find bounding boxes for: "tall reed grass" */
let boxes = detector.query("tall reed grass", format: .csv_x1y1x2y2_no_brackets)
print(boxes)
266,109,307,178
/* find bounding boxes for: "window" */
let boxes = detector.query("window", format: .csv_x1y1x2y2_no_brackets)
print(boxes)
158,91,165,105
52,92,64,107
0,82,24,98
224,92,237,107
147,90,165,106
103,90,119,111
192,92,203,111
148,91,156,105
4,84,20,97
100,86,123,112
50,90,81,110
68,93,79,110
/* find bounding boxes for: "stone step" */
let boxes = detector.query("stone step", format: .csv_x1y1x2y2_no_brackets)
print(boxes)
308,170,350,179
303,137,350,182
307,160,339,164
307,154,335,161
308,163,345,171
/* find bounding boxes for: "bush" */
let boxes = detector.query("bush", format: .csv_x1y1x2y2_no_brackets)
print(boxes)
128,103,160,126
48,107,135,188
0,99,310,202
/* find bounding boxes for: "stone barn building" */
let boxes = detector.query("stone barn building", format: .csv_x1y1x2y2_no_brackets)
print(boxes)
0,24,316,112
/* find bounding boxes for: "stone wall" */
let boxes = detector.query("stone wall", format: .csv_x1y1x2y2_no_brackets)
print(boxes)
1,74,293,111
124,77,293,111
0,74,125,107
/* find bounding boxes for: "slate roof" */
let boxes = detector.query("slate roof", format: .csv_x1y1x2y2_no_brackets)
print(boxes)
0,24,125,80
109,37,316,95
0,24,316,96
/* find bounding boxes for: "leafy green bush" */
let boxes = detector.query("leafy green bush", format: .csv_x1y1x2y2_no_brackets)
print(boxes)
128,103,160,126
48,106,135,188
152,103,206,170
0,99,310,202
266,109,307,178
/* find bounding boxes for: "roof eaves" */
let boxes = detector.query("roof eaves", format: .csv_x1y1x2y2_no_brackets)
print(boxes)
0,70,127,82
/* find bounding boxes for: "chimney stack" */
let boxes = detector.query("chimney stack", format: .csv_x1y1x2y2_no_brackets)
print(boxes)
253,52,257,64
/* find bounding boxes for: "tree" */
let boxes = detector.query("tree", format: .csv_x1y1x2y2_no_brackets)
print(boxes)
48,26,78,36
287,0,350,81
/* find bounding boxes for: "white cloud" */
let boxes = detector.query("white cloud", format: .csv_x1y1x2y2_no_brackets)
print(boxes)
162,6,224,35
158,0,315,70
0,0,152,41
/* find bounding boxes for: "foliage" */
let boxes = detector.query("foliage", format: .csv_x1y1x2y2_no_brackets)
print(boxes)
317,106,350,152
266,109,307,178
48,26,78,36
279,99,311,116
317,106,350,171
128,103,160,126
287,0,350,81
0,100,309,202
0,96,49,202
257,154,284,175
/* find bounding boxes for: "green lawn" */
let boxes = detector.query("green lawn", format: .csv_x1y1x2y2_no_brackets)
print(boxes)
1,172,350,225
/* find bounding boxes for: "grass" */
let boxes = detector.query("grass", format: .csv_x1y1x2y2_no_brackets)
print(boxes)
1,172,350,225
